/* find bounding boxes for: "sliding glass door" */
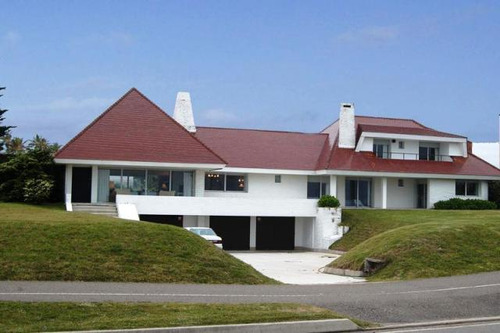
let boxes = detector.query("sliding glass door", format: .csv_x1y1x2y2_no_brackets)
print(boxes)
345,178,372,207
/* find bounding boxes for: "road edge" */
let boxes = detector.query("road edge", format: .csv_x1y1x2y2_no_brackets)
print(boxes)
57,318,360,333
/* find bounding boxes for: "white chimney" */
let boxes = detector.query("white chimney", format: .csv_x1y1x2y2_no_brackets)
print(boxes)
173,92,196,133
338,103,356,148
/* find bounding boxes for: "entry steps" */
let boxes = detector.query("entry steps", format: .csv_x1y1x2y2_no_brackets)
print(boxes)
72,203,118,217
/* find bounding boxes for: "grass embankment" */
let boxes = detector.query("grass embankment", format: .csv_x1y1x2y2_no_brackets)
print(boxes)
0,302,363,333
0,203,275,284
329,209,500,281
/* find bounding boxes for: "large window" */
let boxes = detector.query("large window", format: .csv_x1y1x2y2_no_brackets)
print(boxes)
419,145,439,161
456,180,478,196
307,176,330,199
345,178,372,207
205,173,246,192
373,140,390,158
98,168,193,202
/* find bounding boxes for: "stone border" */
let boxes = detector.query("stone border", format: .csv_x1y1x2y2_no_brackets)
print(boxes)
322,267,365,277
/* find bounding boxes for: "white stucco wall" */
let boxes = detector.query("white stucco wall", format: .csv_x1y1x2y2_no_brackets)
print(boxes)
428,179,488,208
387,178,416,208
358,137,374,152
204,174,308,199
372,178,383,208
336,176,346,206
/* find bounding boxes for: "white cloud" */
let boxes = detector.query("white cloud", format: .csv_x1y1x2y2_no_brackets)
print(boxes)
200,109,239,126
18,96,114,112
2,31,21,43
337,26,399,45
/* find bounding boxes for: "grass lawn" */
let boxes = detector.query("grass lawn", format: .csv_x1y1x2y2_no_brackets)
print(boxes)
0,203,276,284
329,209,500,281
0,302,368,332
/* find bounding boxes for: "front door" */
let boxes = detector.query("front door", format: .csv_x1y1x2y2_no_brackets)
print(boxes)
72,167,92,203
417,183,427,209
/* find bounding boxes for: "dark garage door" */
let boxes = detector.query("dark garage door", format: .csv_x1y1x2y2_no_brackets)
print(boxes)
140,215,183,227
256,217,295,250
71,167,92,203
210,216,250,250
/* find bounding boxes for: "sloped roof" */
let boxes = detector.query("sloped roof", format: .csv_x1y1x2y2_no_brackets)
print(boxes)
357,124,464,139
55,88,225,165
195,127,329,170
327,145,500,176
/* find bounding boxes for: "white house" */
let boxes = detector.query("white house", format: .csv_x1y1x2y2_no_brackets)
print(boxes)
54,88,500,250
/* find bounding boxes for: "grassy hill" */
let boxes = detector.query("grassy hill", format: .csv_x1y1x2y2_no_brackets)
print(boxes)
0,203,276,284
329,209,500,281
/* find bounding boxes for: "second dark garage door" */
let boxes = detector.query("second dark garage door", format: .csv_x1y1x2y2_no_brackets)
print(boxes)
256,217,295,250
210,216,250,250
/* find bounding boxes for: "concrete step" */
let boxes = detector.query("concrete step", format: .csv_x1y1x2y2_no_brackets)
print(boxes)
72,203,118,217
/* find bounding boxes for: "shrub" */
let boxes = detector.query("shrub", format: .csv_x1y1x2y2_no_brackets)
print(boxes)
318,195,340,208
434,197,497,210
23,178,54,204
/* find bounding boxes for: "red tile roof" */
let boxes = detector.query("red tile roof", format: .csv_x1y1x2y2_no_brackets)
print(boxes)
195,127,329,170
327,145,500,177
357,124,464,138
55,88,225,165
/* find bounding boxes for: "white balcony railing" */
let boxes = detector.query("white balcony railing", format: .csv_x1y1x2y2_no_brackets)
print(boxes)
116,195,318,217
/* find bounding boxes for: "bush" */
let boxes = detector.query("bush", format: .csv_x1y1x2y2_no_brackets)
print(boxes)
434,197,497,210
318,195,340,208
23,178,54,204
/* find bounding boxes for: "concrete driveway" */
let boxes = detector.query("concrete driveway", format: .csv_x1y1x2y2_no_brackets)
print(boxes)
229,251,365,285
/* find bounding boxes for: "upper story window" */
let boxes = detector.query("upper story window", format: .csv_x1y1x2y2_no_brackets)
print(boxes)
419,145,440,161
373,140,390,159
398,141,405,149
455,180,478,196
205,173,246,192
307,176,330,199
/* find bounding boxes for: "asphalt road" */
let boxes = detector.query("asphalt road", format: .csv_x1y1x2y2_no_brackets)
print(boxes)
0,271,499,325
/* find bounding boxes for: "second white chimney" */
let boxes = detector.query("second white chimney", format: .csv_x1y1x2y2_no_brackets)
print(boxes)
173,92,196,133
338,103,355,149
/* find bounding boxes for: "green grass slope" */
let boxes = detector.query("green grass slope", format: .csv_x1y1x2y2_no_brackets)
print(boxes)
0,203,276,284
329,209,500,281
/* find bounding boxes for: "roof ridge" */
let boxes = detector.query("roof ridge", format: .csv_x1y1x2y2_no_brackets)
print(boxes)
56,87,139,158
56,88,227,165
130,90,227,165
356,115,423,126
197,125,326,136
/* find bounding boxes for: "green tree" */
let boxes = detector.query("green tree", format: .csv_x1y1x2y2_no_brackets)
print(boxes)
0,86,15,152
0,134,59,203
3,133,25,154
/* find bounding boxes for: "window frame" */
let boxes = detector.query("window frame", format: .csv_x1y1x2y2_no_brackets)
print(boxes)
205,173,247,192
455,180,479,196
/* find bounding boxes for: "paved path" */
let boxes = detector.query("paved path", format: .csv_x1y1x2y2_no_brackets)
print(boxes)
1,272,499,325
229,251,364,284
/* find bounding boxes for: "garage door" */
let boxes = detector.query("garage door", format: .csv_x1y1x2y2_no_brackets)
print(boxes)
140,215,183,227
256,217,295,250
210,216,250,250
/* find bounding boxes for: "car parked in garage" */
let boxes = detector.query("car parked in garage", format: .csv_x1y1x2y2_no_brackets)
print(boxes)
185,227,223,249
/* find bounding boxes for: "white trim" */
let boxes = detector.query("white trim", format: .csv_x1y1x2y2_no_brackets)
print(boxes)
359,131,466,143
218,167,314,175
54,158,225,170
327,169,500,180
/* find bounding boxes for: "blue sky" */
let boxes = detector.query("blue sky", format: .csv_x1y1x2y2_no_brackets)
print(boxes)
1,0,500,145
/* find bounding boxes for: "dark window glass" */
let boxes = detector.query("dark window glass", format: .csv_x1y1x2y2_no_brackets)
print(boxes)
429,147,437,161
205,173,224,191
419,147,428,160
275,175,281,183
466,182,478,196
455,181,466,195
307,182,321,199
226,175,246,191
398,179,404,187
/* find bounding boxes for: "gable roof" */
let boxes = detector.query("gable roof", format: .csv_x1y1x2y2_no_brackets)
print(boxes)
55,88,225,165
195,127,329,170
323,116,500,176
